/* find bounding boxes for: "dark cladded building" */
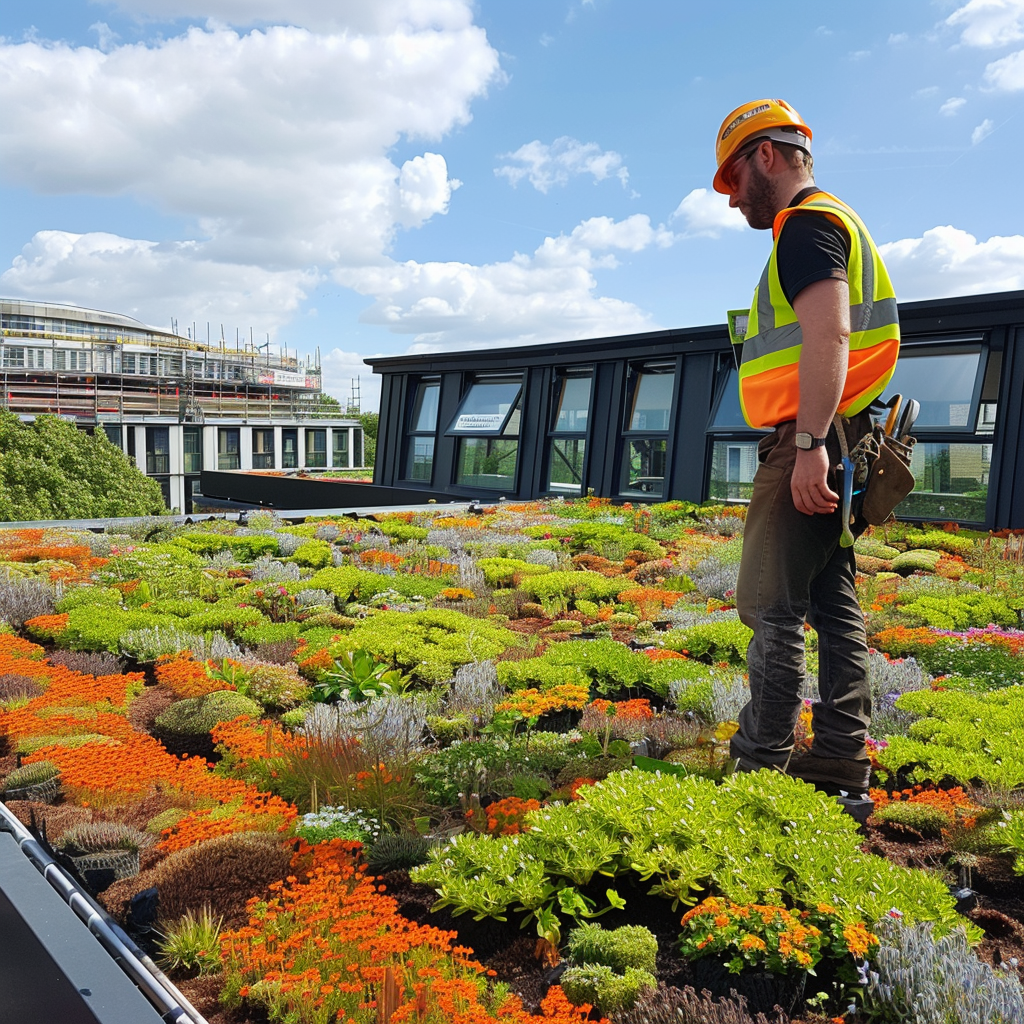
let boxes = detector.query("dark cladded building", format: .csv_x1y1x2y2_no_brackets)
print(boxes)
365,291,1024,530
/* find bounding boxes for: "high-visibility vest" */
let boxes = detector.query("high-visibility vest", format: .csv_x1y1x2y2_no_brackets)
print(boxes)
735,190,900,429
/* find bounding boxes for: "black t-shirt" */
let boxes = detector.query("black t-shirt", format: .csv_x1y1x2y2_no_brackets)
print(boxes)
775,186,851,307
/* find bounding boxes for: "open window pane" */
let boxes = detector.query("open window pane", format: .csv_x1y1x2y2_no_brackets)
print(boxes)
621,439,667,496
456,437,518,488
548,438,586,494
552,375,592,433
898,442,990,522
628,370,675,431
411,383,440,432
885,350,982,429
708,441,759,500
447,379,522,434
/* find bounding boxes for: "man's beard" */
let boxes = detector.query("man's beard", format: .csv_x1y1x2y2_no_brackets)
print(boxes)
745,163,779,230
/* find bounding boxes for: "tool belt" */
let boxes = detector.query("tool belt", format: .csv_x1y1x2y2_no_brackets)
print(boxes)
836,395,917,545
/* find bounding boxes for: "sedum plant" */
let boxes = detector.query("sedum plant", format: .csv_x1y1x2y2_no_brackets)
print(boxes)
560,964,656,1015
412,769,976,951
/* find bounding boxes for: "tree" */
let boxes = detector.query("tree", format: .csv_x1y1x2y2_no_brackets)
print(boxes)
0,412,166,521
359,411,378,468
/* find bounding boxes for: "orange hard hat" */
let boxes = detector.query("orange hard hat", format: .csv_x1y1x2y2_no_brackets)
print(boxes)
713,99,812,194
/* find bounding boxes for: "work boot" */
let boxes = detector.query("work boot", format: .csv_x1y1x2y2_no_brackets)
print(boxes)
785,751,871,792
786,751,874,827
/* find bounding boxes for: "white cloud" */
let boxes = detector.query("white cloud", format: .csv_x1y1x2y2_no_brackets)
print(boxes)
983,46,1024,88
849,49,871,60
916,85,941,97
0,6,499,332
0,24,496,268
670,189,746,238
495,137,629,193
946,0,1024,47
333,214,670,347
0,230,316,330
398,153,461,229
880,225,1024,300
888,32,909,44
971,117,997,143
940,96,967,114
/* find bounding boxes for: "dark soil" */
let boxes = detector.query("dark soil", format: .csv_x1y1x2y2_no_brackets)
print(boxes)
376,869,698,1014
863,823,1024,987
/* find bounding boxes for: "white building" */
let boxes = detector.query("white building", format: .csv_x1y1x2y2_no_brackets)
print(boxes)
1,298,363,512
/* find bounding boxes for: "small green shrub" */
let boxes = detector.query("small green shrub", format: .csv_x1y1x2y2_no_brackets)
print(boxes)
561,964,656,1014
56,822,151,854
365,834,432,874
156,907,224,975
155,691,264,737
477,557,552,587
3,759,59,791
662,618,753,665
292,540,334,569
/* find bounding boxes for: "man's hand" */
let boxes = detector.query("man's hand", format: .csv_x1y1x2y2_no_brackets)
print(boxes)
791,446,838,515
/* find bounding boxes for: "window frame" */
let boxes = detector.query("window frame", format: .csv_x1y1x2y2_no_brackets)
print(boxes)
544,367,594,496
618,359,678,499
402,376,441,483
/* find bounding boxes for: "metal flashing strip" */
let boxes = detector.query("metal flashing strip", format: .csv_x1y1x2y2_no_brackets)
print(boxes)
0,800,207,1024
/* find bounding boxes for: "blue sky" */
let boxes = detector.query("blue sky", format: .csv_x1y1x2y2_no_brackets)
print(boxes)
2,0,1023,409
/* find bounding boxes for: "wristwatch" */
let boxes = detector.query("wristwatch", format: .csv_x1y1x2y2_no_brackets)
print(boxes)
794,432,828,450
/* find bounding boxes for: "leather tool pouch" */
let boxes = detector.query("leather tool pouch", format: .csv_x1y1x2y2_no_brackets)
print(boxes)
860,434,916,525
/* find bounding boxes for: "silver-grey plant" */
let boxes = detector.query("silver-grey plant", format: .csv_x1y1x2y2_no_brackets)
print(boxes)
866,917,1024,1024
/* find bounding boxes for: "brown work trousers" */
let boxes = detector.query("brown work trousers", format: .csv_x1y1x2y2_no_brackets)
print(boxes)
729,415,873,770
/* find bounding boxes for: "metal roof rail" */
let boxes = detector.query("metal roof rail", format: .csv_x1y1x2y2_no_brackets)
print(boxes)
0,799,208,1024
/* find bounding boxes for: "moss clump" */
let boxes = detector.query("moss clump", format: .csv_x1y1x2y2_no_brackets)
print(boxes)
566,923,658,975
154,691,264,737
874,802,950,838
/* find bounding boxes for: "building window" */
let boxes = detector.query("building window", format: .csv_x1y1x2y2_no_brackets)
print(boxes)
708,442,759,501
885,344,991,431
447,375,523,490
353,428,364,468
620,362,676,497
305,428,327,468
102,424,122,449
2,346,25,368
127,428,136,459
332,430,350,469
218,428,240,470
146,427,170,475
404,378,440,481
546,370,592,495
456,438,519,489
899,442,990,522
252,428,274,469
183,427,203,473
282,428,298,469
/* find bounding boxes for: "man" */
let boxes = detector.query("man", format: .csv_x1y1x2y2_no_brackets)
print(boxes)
712,99,900,801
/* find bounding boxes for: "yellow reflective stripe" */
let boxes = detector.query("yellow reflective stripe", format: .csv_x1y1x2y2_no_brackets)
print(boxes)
849,321,901,350
738,332,803,377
